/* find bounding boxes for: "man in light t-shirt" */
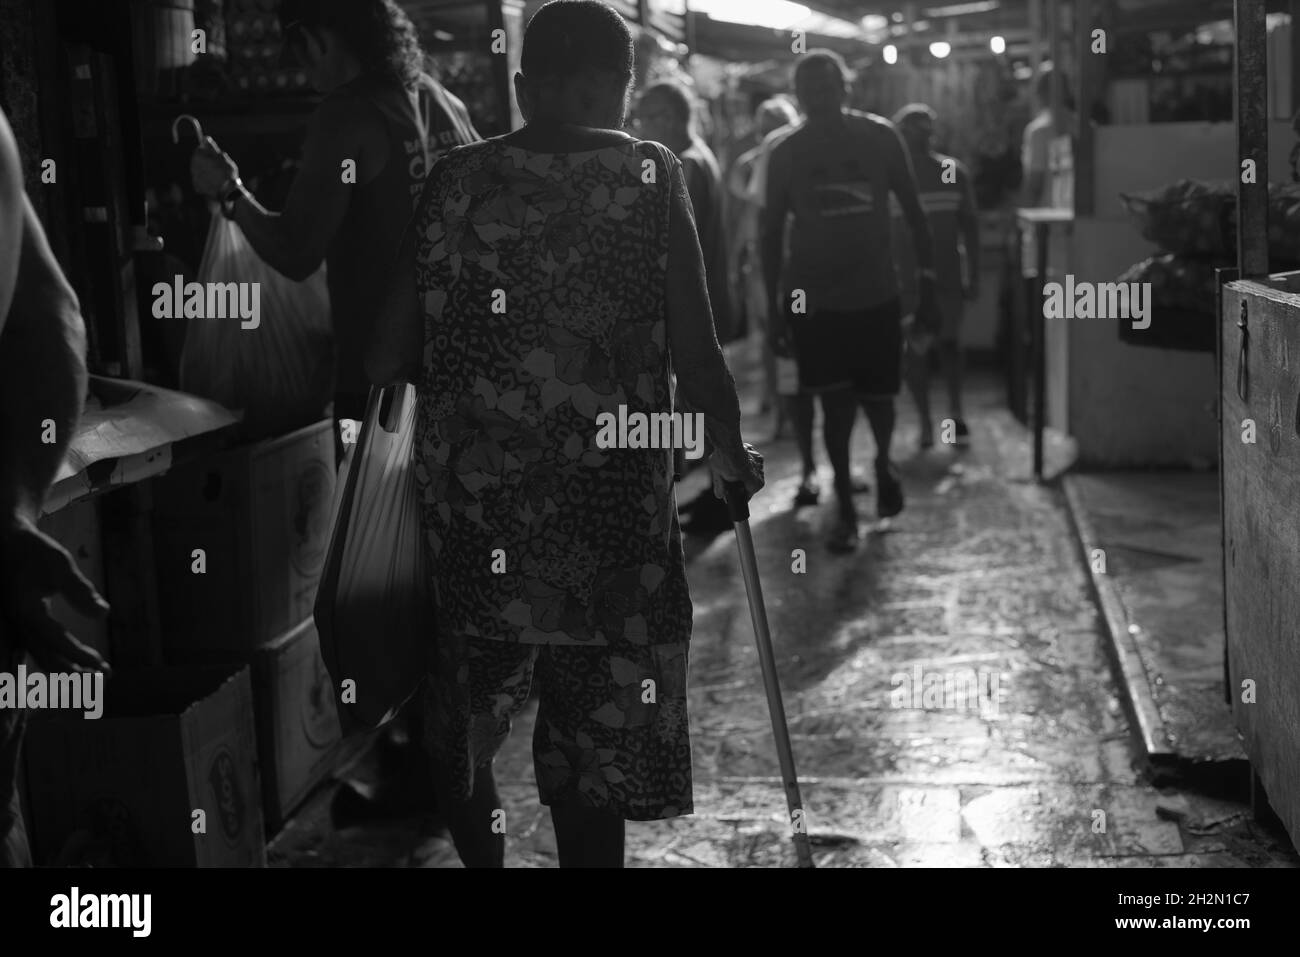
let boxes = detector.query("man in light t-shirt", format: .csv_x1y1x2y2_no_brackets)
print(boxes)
761,50,939,554
1020,65,1074,277
1021,65,1074,211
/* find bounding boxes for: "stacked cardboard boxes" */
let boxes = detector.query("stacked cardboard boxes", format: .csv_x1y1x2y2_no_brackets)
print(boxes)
24,665,266,867
152,418,342,835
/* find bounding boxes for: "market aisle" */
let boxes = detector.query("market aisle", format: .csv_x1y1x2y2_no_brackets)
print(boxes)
270,358,1298,868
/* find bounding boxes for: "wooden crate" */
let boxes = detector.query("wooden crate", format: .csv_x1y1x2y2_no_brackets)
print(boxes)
1221,273,1300,850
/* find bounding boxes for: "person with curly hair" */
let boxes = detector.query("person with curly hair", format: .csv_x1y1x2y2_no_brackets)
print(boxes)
190,0,479,427
188,0,483,829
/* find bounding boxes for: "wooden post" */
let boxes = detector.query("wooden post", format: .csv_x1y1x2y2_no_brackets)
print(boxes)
1075,0,1098,217
1214,265,1238,707
904,0,917,64
1290,0,1300,119
1235,0,1269,278
1028,0,1042,78
1035,222,1049,482
1048,0,1061,113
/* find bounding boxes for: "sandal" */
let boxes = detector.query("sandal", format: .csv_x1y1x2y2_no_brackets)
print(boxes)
793,475,821,507
875,460,905,519
827,517,861,554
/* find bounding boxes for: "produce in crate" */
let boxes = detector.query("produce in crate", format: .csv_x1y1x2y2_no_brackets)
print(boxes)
1120,179,1235,259
1121,178,1300,267
1115,252,1217,352
1117,252,1218,315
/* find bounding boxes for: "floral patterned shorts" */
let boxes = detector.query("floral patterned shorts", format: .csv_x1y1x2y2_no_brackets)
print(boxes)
424,635,693,822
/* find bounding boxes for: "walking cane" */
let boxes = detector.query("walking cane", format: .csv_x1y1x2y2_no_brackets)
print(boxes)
724,481,815,869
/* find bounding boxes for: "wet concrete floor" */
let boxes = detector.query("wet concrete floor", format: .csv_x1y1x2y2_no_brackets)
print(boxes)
270,358,1299,868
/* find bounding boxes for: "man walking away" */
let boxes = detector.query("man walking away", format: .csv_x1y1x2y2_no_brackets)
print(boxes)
892,104,980,449
762,50,938,554
635,80,736,536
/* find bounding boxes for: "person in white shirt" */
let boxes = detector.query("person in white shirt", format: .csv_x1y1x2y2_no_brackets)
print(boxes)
1020,64,1074,212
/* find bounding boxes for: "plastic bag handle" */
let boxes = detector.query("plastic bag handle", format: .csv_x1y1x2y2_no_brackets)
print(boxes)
172,114,205,146
173,114,224,158
378,384,406,434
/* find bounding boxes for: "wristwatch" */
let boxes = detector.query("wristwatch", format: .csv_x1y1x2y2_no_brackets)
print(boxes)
219,178,244,220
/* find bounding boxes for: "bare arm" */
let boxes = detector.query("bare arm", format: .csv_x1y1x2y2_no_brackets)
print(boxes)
0,106,108,675
957,161,981,292
885,126,935,278
196,96,374,281
365,208,423,387
0,110,21,334
759,140,790,323
0,197,87,523
1019,122,1049,208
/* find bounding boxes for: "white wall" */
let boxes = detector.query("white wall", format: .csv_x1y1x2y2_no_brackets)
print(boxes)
1064,219,1218,467
1050,120,1296,466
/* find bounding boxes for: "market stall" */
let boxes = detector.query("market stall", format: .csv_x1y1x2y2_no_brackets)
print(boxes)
1033,0,1298,469
1219,0,1300,856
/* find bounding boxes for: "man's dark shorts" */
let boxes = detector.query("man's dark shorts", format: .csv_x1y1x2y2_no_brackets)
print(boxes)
790,298,903,398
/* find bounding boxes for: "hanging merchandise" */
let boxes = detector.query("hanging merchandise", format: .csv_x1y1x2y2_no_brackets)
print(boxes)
315,384,431,731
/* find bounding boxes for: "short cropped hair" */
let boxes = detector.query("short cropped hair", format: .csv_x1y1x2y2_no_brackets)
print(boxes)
1035,63,1076,109
641,81,693,125
757,96,799,130
794,49,853,86
521,0,635,82
892,103,937,127
279,0,424,88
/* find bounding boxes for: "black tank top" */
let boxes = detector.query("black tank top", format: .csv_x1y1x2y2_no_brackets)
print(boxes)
324,73,480,397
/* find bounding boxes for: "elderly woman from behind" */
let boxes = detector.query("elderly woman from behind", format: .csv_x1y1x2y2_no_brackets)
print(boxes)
368,0,764,868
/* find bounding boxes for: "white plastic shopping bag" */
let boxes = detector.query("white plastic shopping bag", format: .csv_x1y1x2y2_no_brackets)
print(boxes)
315,384,429,731
178,214,335,435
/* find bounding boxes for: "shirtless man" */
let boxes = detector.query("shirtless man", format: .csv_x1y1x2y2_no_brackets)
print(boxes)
0,105,111,867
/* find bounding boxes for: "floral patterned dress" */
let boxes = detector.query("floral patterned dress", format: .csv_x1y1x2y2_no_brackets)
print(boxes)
411,137,693,650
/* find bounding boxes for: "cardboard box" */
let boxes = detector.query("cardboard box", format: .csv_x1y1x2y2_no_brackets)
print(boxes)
152,418,336,652
23,664,266,867
36,497,110,663
253,618,342,833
